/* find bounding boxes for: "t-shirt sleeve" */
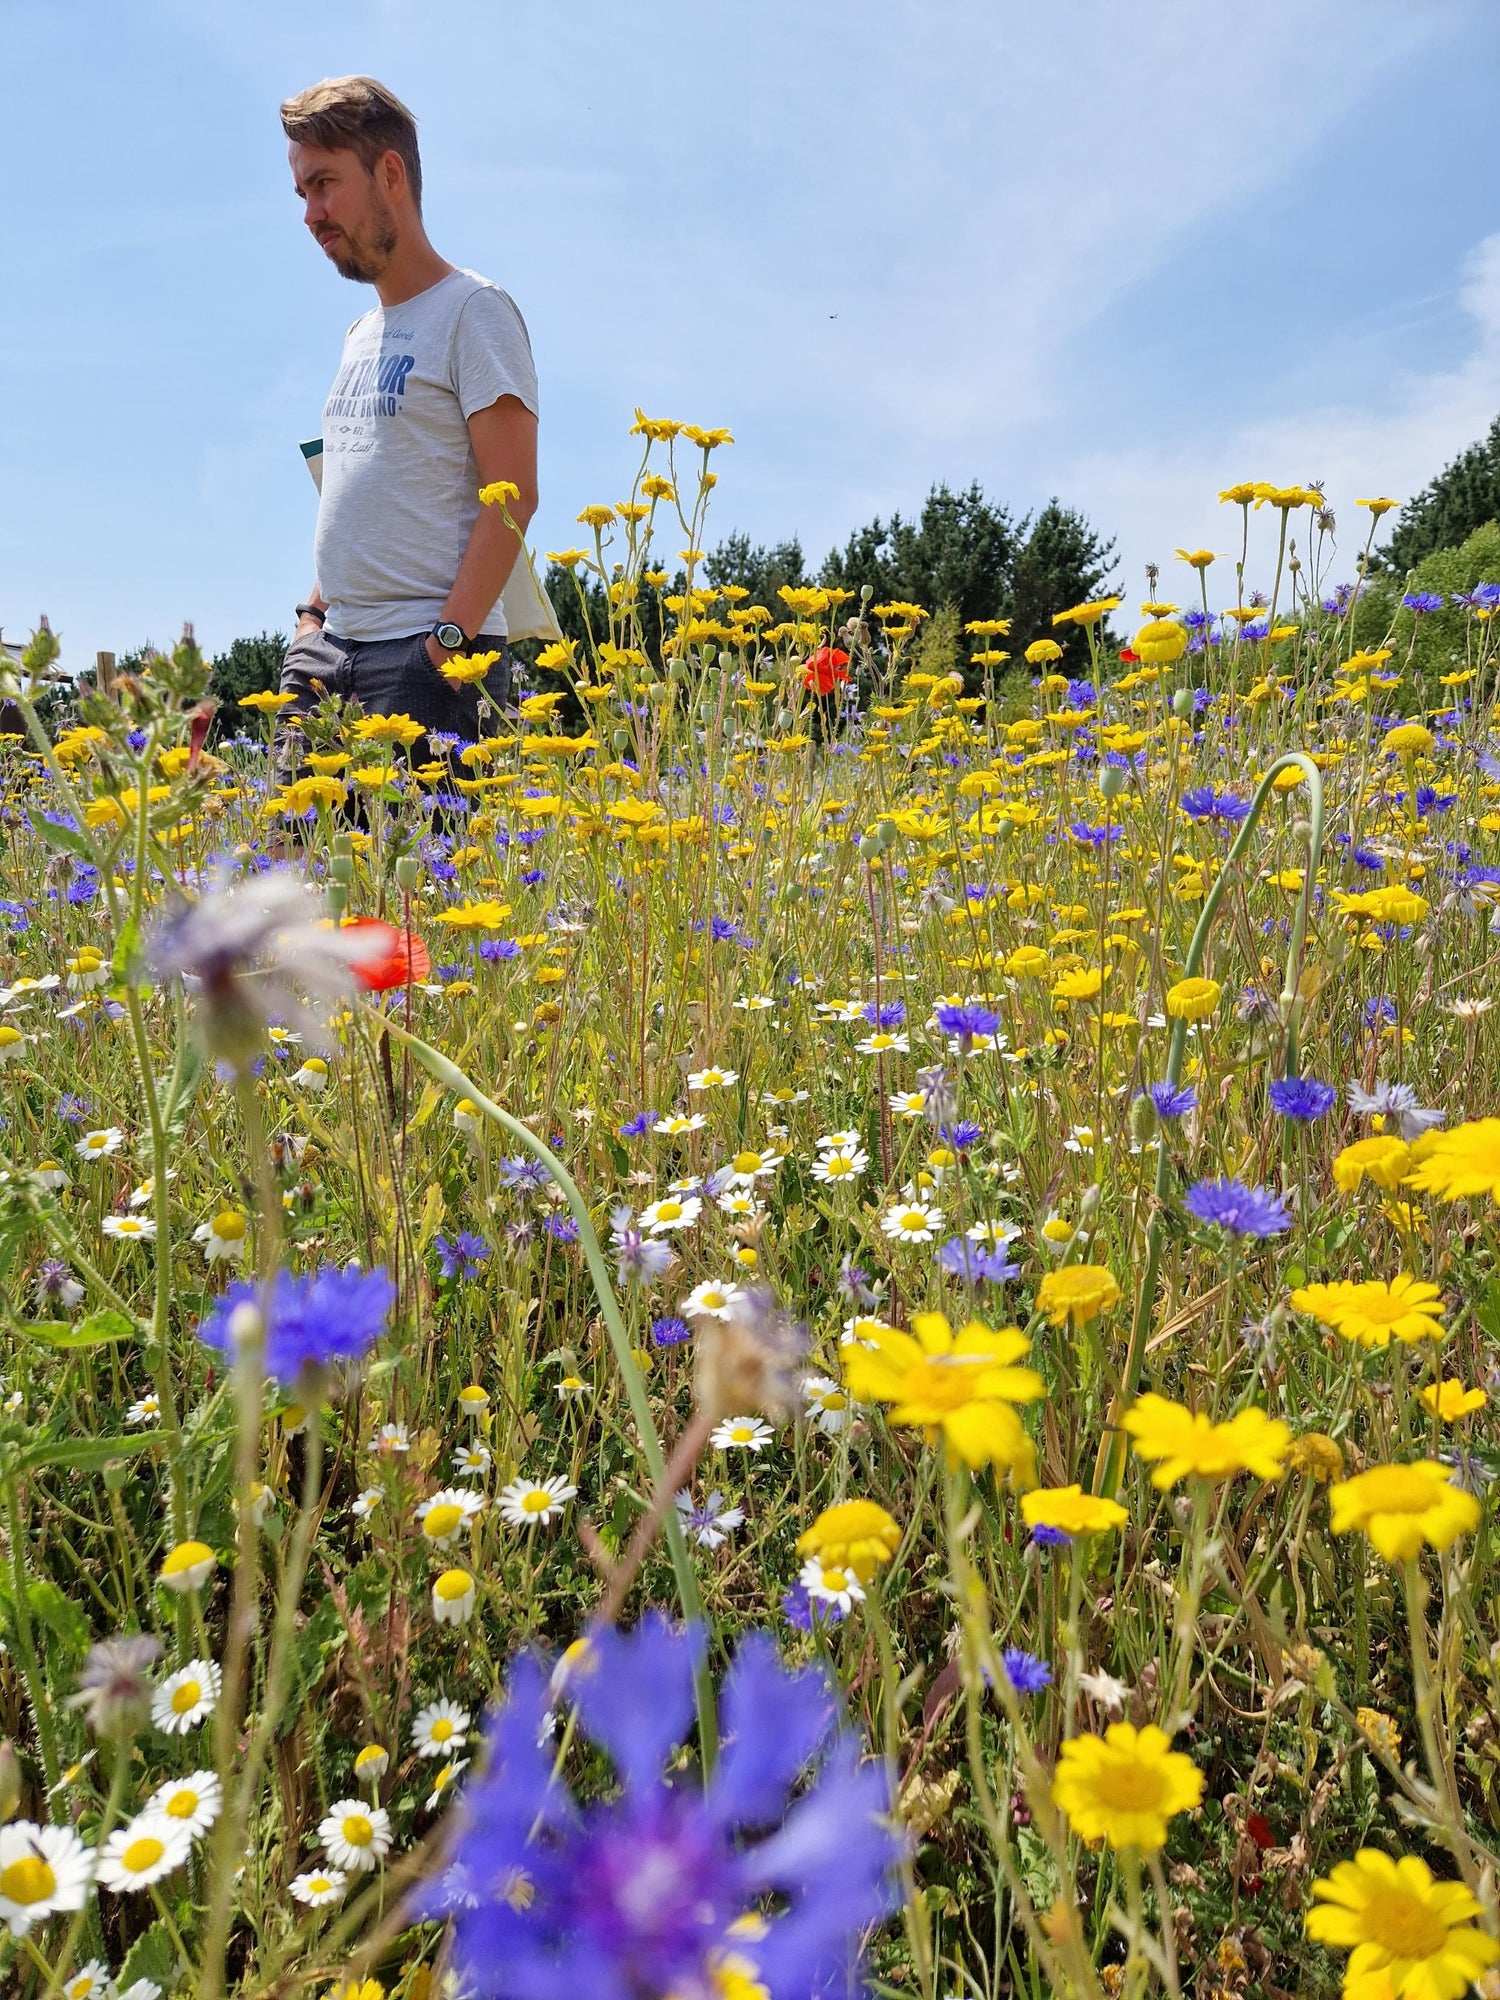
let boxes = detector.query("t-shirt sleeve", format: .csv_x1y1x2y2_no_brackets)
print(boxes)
452,287,539,421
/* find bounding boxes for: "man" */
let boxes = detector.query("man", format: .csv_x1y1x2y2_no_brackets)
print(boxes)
278,76,537,757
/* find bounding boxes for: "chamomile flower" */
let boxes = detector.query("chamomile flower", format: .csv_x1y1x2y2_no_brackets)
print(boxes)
126,1394,161,1427
452,1441,492,1479
412,1699,471,1760
152,1659,221,1735
716,1190,764,1219
855,1030,910,1055
0,1820,94,1935
351,1487,383,1519
425,1758,469,1812
432,1568,476,1624
144,1769,222,1838
803,1375,851,1433
96,1811,192,1893
686,1067,739,1091
889,1090,928,1120
799,1554,866,1614
376,1421,410,1453
60,1961,112,2000
709,1415,774,1452
682,1278,745,1320
497,1475,577,1527
653,1111,706,1137
290,1056,330,1090
415,1488,486,1547
353,1744,390,1783
75,1126,124,1160
103,1214,156,1244
812,1148,868,1185
720,1147,781,1188
192,1209,250,1262
319,1800,392,1873
290,1866,347,1907
817,1129,863,1153
881,1200,944,1244
638,1194,702,1233
457,1384,490,1418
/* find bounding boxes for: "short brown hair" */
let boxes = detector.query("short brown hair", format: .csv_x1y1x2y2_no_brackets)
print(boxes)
281,76,422,210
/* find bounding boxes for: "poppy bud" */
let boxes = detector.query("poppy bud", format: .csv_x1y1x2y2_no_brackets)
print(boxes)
395,856,419,891
1171,688,1195,719
1098,766,1126,801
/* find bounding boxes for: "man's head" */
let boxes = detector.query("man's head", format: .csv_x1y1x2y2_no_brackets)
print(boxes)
281,76,422,284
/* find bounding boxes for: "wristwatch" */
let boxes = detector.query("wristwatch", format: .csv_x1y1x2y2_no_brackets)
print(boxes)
295,602,325,625
431,620,471,654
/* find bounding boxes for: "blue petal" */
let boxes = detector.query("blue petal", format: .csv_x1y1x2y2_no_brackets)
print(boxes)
570,1614,704,1792
708,1632,834,1829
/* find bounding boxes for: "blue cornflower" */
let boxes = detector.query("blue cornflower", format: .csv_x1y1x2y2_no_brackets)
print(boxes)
1000,1648,1053,1696
937,1237,1019,1285
1146,1081,1197,1121
0,899,29,932
1403,591,1445,614
650,1314,692,1347
1212,793,1251,826
617,1110,655,1140
479,938,521,962
499,1156,551,1196
943,1119,983,1151
934,1001,1000,1045
434,1231,490,1281
1183,1177,1291,1240
837,1257,879,1308
544,1214,580,1244
861,998,907,1028
67,869,100,906
417,1618,896,2000
709,915,739,943
55,1094,93,1124
198,1266,395,1387
518,868,545,888
1352,846,1384,872
1364,996,1397,1028
1030,1523,1071,1548
1179,786,1217,822
1268,1076,1337,1123
1346,1079,1444,1140
611,1210,674,1288
782,1578,849,1631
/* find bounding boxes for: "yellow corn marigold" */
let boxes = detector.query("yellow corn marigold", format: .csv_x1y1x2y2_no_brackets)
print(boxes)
1051,1723,1203,1851
1328,1461,1480,1561
1122,1393,1290,1487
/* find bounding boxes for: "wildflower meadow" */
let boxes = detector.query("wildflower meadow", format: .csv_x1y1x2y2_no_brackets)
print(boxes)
4,427,1500,2000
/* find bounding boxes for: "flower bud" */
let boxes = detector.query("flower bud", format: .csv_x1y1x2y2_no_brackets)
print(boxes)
1078,1183,1103,1224
877,818,899,850
1098,765,1126,801
1130,1091,1158,1144
394,855,419,892
858,833,882,862
1171,688,1195,719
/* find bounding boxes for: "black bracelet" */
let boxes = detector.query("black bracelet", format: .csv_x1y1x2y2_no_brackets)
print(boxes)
295,602,326,625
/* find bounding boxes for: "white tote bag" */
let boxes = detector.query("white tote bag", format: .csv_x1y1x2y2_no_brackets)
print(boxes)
299,438,564,644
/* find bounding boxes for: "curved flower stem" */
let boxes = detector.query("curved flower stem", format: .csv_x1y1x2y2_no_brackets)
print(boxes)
1092,752,1325,1498
369,1009,718,1769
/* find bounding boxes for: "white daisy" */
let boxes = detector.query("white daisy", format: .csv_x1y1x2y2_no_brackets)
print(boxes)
967,1219,1023,1247
290,1057,330,1090
666,1174,705,1195
811,1148,868,1186
353,1744,390,1784
881,1200,944,1244
0,1820,94,1935
31,1160,69,1192
816,1128,863,1153
61,1960,112,2000
97,1811,192,1893
127,1173,174,1209
424,1758,469,1812
102,1214,155,1243
411,1698,471,1761
653,1112,706,1136
715,1191,763,1219
760,1085,808,1106
686,1067,739,1091
841,1314,896,1349
638,1194,702,1234
375,1421,410,1453
152,1659,221,1735
144,1769,222,1838
855,1030,909,1055
319,1799,392,1873
125,1394,161,1427
497,1475,577,1527
431,1567,476,1625
889,1090,928,1119
452,1441,492,1479
191,1210,250,1262
709,1415,774,1452
415,1487,486,1547
734,993,775,1011
803,1375,851,1434
816,998,865,1021
0,1028,28,1065
74,1126,124,1160
682,1279,744,1321
289,1866,347,1906
351,1486,383,1519
718,1148,780,1188
799,1554,865,1614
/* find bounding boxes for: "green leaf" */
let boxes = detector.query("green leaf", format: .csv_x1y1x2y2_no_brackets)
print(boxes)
18,1430,167,1475
26,810,97,863
111,914,143,988
1284,1262,1307,1290
25,1309,136,1349
118,1917,179,1993
26,1578,91,1657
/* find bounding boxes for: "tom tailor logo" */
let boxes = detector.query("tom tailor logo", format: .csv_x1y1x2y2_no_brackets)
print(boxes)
325,350,416,422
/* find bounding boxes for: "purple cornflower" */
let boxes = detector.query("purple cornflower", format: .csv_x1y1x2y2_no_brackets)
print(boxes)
1268,1076,1337,1123
34,1259,84,1311
1030,1523,1071,1549
650,1314,692,1347
937,1237,1019,1285
934,1002,1000,1046
781,1579,848,1632
861,998,907,1028
611,1210,674,1288
836,1258,879,1309
1000,1648,1053,1696
479,938,521,962
1183,1177,1291,1240
1146,1081,1198,1121
434,1231,490,1281
617,1110,655,1140
673,1489,745,1548
543,1214,580,1244
1403,592,1445,614
55,1094,93,1124
416,1617,897,2000
198,1266,396,1388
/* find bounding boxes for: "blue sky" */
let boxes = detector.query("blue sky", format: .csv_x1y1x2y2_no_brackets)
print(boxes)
5,0,1500,665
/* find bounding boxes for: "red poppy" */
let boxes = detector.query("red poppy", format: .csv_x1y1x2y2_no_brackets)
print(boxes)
1118,646,1139,665
801,644,851,696
343,917,432,992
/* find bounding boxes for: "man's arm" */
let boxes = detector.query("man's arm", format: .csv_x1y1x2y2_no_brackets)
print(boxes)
295,588,328,642
425,395,538,666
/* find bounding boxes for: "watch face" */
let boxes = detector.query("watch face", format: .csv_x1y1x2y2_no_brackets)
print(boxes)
436,623,466,650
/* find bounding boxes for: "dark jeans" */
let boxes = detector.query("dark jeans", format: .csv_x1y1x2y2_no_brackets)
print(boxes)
277,625,512,775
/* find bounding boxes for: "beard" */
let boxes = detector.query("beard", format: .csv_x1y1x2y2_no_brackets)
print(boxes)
324,195,398,283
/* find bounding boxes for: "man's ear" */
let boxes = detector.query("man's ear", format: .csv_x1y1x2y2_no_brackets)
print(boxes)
378,147,409,206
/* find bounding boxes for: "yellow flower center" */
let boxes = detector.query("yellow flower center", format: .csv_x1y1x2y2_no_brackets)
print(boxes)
904,1355,987,1413
700,1291,726,1310
1090,1758,1168,1813
171,1680,203,1714
899,1210,926,1231
213,1211,246,1240
520,1490,552,1515
0,1854,56,1904
122,1836,165,1873
732,1152,762,1174
423,1504,464,1540
165,1790,198,1819
341,1813,374,1848
657,1201,683,1221
431,1718,454,1741
822,1567,850,1592
434,1569,472,1600
1365,1886,1449,1961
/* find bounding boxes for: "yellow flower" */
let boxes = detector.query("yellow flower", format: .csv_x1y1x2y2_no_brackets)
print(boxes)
1306,1848,1497,1998
1123,1393,1290,1486
1133,618,1186,664
1024,639,1064,665
842,1311,1044,1477
1050,966,1103,1003
1385,722,1435,759
440,650,503,685
478,480,521,508
1286,1432,1344,1483
796,1500,902,1583
1218,482,1258,505
239,690,297,712
1420,1379,1487,1423
1019,1485,1128,1537
1405,1119,1500,1203
1332,1135,1413,1193
433,900,513,930
1289,1274,1446,1347
1052,596,1121,628
1051,1723,1203,1851
1164,976,1221,1021
1355,496,1400,515
1175,548,1217,569
278,775,347,817
159,1540,217,1592
1329,1462,1481,1561
577,504,616,529
1036,1265,1121,1328
353,713,425,748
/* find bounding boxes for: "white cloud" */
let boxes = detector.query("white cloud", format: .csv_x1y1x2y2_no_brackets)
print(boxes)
1062,231,1500,610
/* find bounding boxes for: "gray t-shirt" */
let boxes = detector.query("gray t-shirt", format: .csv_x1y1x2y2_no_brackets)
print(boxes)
314,268,538,641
